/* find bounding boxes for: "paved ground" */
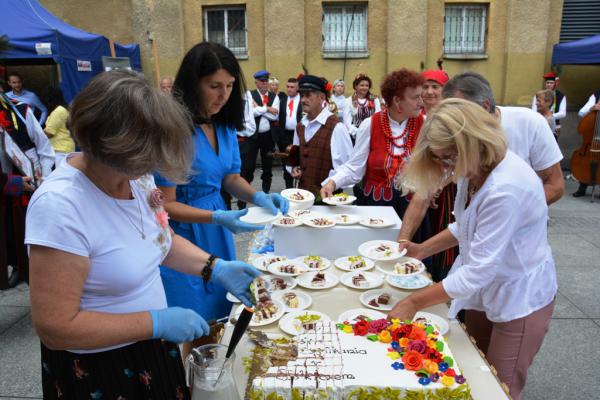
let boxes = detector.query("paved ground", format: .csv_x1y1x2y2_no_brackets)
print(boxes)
1,165,599,399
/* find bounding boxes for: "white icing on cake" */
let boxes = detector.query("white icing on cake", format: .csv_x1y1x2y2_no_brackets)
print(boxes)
250,322,466,399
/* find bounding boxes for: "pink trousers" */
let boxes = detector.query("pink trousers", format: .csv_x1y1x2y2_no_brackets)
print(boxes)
464,300,554,400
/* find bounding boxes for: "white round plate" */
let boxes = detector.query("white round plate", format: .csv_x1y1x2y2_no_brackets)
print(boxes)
359,217,396,228
226,292,240,303
358,240,407,261
337,308,387,323
293,255,331,271
386,274,432,290
252,254,289,272
278,310,331,336
296,271,339,290
264,274,297,292
288,209,313,218
334,256,374,272
376,257,426,277
340,271,384,290
413,311,449,335
322,195,357,206
273,216,303,228
333,213,361,225
268,259,309,277
301,214,336,229
360,289,400,311
272,290,312,312
239,207,281,225
281,188,315,202
235,299,285,327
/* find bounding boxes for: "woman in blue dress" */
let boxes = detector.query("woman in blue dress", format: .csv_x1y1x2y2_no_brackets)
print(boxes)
155,43,288,345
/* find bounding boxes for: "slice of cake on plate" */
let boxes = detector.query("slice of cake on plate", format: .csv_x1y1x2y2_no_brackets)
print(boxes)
283,292,299,308
351,273,368,287
311,272,327,287
348,255,366,270
304,255,323,269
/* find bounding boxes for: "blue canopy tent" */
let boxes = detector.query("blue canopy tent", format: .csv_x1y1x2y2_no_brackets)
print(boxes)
552,34,600,65
0,0,141,102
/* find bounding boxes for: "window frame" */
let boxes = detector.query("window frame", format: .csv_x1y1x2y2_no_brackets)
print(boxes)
203,6,249,59
322,3,369,59
443,3,488,60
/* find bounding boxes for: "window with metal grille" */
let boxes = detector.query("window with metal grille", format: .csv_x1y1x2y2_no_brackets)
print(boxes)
322,3,368,57
204,7,247,58
444,4,487,55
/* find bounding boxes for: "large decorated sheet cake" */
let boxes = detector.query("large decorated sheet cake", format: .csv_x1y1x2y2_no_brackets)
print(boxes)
246,318,471,399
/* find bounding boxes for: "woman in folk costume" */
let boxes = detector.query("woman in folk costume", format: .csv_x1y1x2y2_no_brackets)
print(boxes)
343,73,381,140
397,69,456,281
321,69,432,243
0,93,53,287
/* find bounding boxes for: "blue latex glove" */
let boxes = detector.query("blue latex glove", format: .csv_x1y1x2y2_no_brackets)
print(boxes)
212,209,264,234
149,307,210,343
252,191,289,215
211,259,262,307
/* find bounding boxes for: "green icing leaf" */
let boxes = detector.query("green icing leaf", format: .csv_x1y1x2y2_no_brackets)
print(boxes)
435,341,444,352
443,356,454,367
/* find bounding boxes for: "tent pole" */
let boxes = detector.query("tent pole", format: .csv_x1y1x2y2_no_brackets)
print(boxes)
109,40,116,57
151,38,161,87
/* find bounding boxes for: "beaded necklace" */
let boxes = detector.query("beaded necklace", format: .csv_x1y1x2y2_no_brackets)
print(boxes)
379,111,419,188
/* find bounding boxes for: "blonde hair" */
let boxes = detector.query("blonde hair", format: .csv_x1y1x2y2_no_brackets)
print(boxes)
536,89,553,104
269,77,279,85
401,98,507,197
70,70,193,183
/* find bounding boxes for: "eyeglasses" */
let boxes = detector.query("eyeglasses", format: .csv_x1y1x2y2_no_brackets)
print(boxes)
429,148,458,167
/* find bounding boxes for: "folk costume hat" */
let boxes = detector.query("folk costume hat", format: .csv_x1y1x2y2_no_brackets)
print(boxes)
253,70,270,81
543,71,558,81
421,69,449,86
298,75,328,94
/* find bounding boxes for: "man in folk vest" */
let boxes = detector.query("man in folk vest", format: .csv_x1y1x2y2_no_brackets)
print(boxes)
277,77,302,188
287,75,352,199
531,71,567,134
572,89,600,197
238,70,279,208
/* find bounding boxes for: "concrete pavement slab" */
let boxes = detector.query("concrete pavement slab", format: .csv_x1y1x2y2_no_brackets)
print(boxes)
0,306,30,334
556,267,600,318
548,233,600,269
552,292,588,319
0,317,42,399
523,319,600,400
0,289,30,307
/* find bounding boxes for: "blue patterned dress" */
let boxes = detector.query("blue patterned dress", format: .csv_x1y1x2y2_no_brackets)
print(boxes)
155,124,240,321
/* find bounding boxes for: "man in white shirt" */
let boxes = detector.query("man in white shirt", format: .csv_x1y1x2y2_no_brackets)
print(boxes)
277,78,302,188
6,72,48,125
287,75,352,198
530,71,567,133
239,70,279,208
397,72,564,245
572,89,600,197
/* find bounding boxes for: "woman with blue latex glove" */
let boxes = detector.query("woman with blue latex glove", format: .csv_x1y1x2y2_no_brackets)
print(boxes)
154,43,287,358
26,70,266,399
252,191,290,215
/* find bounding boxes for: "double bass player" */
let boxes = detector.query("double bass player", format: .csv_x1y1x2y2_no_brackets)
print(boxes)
572,90,600,198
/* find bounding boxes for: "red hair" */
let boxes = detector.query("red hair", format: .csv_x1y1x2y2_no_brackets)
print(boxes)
380,69,424,105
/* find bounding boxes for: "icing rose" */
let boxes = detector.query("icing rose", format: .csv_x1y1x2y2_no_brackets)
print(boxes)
149,188,165,209
425,348,444,363
423,359,439,374
399,338,410,348
407,340,428,354
408,327,427,341
441,375,454,387
378,330,392,343
155,210,170,229
401,350,423,371
368,319,389,333
353,320,369,336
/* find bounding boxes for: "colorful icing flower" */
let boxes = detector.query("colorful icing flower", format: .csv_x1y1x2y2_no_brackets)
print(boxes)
396,324,413,338
387,351,400,360
399,337,410,348
423,359,439,374
401,350,424,371
408,327,427,341
418,376,431,386
441,375,455,387
368,318,389,333
391,362,405,370
391,341,400,350
455,375,466,384
353,320,369,336
444,368,456,377
149,188,165,209
438,362,449,372
343,325,353,333
425,348,444,363
407,339,428,354
429,373,440,383
378,330,392,343
155,210,170,229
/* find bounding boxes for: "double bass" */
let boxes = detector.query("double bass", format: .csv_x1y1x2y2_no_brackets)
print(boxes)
571,110,600,191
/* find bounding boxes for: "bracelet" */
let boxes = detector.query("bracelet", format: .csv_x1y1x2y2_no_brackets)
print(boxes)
397,239,409,243
201,255,217,282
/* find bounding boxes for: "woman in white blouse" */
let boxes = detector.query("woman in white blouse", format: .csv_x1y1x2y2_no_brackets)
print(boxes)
389,98,556,400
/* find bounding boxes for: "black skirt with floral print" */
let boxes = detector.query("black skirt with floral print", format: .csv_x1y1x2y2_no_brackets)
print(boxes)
41,339,190,399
